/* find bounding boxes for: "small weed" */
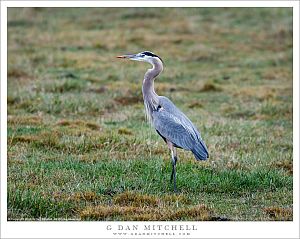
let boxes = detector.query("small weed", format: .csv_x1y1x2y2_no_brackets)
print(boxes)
187,101,203,109
52,191,102,202
117,128,133,135
114,95,142,105
88,86,107,93
200,82,222,92
162,194,191,206
8,68,30,78
42,79,87,93
93,43,108,50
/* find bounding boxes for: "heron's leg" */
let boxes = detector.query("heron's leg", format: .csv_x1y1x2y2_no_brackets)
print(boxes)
172,149,178,193
167,142,178,192
170,165,174,183
170,148,177,181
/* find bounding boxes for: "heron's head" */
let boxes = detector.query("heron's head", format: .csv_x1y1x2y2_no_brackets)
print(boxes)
116,51,163,65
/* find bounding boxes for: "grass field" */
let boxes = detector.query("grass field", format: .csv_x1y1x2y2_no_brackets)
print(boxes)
7,8,293,221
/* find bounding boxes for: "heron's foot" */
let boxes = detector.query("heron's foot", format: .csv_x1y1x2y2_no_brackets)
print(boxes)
173,184,178,193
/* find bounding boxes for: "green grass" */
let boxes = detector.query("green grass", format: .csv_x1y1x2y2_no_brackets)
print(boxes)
7,7,293,221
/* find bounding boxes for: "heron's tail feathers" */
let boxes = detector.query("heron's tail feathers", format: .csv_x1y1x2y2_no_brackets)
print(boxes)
192,141,209,161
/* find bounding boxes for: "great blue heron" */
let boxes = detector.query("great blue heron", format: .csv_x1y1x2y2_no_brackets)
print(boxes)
117,51,209,192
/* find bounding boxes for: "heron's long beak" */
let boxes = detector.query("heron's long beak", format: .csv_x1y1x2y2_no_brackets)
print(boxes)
116,54,135,59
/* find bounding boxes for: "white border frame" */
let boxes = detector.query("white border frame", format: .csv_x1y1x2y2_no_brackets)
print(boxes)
1,1,299,239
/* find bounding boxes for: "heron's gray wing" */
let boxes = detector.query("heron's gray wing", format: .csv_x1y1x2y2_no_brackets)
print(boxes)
152,109,196,150
158,96,202,140
154,97,209,160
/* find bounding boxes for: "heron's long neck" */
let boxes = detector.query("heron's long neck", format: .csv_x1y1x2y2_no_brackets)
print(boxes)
142,59,163,122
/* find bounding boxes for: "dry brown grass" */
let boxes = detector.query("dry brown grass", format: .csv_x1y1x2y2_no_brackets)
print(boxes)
152,146,166,155
80,204,212,221
233,86,276,101
10,135,38,144
273,160,293,175
8,115,43,125
10,131,60,148
262,68,292,81
73,192,101,202
56,119,100,131
113,191,159,207
170,205,211,220
77,154,101,163
263,207,292,221
8,68,30,79
7,159,25,165
226,160,242,170
81,205,149,220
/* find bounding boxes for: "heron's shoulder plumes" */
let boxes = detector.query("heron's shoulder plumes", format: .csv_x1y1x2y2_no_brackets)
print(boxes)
143,96,157,125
